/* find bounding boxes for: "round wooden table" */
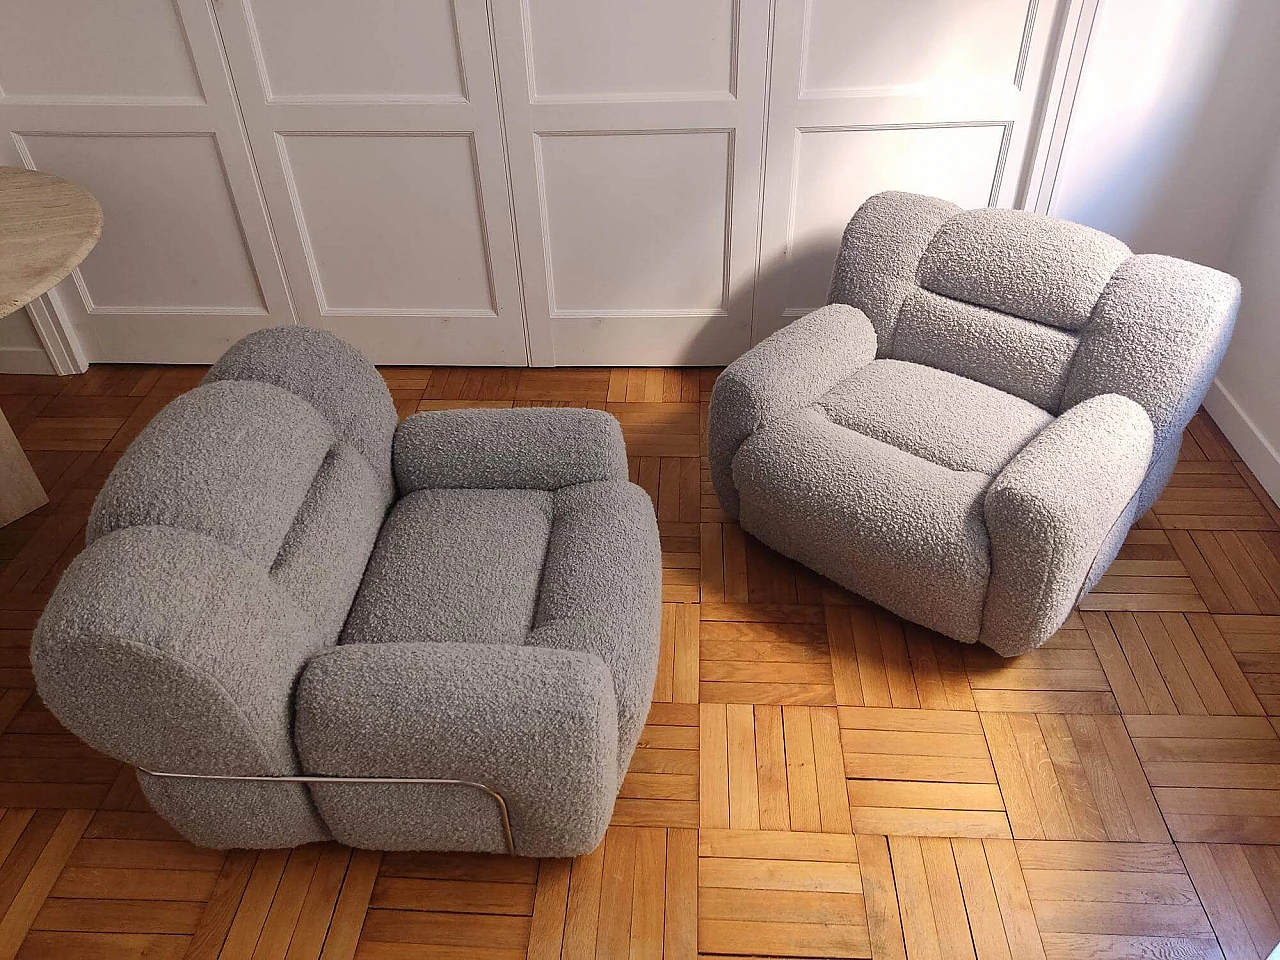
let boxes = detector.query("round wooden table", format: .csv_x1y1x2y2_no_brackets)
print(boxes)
0,166,103,317
0,166,104,526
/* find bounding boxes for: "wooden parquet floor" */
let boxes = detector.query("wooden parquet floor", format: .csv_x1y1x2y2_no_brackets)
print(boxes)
1,362,1279,959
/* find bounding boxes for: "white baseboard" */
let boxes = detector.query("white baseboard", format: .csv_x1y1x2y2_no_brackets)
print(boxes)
1203,378,1280,505
0,345,56,375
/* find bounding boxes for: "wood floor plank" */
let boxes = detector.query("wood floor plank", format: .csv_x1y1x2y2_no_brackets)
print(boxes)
561,841,605,958
318,849,381,960
663,829,696,960
0,809,92,955
627,828,665,960
697,830,859,863
5,369,1280,958
526,859,570,960
951,838,1014,960
855,834,906,960
724,704,759,830
782,706,821,833
753,705,789,832
595,827,637,958
888,836,942,960
699,703,729,830
185,848,256,960
983,839,1047,960
919,837,977,960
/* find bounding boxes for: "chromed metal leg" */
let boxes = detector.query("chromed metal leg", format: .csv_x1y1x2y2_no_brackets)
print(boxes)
139,769,516,856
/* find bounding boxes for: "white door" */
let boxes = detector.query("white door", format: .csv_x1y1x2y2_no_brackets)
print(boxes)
212,0,528,365
490,0,772,365
752,0,1074,342
1,0,1084,367
0,0,294,362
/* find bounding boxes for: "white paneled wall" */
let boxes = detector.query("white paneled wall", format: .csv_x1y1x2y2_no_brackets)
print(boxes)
0,0,1081,367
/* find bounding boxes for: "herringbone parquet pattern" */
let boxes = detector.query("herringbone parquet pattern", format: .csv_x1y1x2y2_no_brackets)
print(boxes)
1,363,1279,959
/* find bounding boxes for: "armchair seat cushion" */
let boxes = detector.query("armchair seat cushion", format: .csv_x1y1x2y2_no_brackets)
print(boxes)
341,487,553,647
732,361,1056,641
734,408,993,642
815,359,1053,474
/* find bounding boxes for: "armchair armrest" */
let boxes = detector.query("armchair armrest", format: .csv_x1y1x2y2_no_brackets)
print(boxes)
981,394,1154,655
709,303,878,516
296,641,619,856
393,407,627,493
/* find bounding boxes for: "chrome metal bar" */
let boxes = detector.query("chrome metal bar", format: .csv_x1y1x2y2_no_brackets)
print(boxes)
139,769,516,856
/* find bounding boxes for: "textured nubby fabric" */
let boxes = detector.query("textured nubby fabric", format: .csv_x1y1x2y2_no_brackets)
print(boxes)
708,303,878,517
712,190,1240,655
828,190,961,347
297,642,619,856
393,406,628,493
893,289,1079,410
981,395,1154,655
342,487,554,647
531,479,662,778
31,325,662,854
1064,254,1242,451
819,360,1053,475
33,526,331,846
917,206,1131,330
203,325,398,502
735,409,992,642
86,381,336,566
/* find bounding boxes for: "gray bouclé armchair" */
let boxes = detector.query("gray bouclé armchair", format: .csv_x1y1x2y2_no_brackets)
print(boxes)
710,191,1240,656
31,326,662,856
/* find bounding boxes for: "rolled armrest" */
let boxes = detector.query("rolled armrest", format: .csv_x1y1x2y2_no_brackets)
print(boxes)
981,394,1154,655
296,641,619,856
709,303,878,516
532,479,662,777
393,407,627,493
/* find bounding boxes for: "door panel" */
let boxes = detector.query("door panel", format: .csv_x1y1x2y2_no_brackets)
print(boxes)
20,134,266,311
0,0,294,363
524,0,735,99
493,0,770,365
537,131,731,313
245,0,465,100
0,0,204,100
214,0,528,364
780,125,1009,314
753,0,1069,342
802,0,1035,91
279,134,495,313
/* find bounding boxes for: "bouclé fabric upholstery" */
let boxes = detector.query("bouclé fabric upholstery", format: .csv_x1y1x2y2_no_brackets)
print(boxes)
31,326,662,855
711,191,1240,655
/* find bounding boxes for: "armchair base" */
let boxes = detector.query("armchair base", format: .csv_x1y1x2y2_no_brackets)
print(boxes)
140,769,515,855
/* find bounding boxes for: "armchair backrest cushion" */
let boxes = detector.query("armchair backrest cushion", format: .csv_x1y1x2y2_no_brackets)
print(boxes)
829,192,1240,437
32,326,396,780
204,325,398,502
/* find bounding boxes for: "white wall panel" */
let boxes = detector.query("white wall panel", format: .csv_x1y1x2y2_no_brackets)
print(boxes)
525,0,735,98
0,0,1083,367
492,0,771,365
20,134,265,312
753,0,1069,341
281,134,494,312
215,0,527,363
782,125,1007,309
803,0,1034,93
0,0,203,100
538,132,729,312
0,0,296,366
244,0,465,100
